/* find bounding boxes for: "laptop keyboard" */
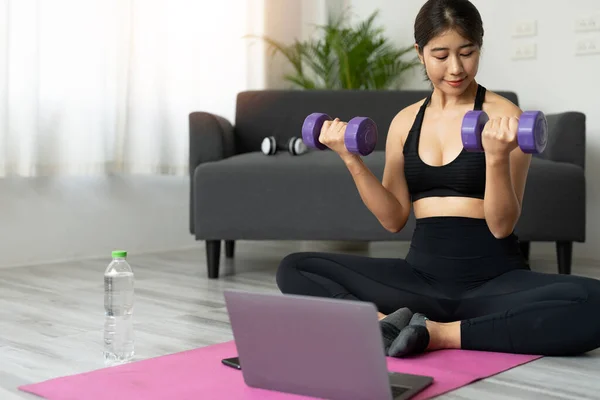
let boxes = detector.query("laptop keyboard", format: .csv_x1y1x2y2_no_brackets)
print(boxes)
390,385,410,398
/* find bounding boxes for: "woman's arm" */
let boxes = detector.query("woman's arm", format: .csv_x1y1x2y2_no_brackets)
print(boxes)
482,103,532,238
339,109,413,233
484,150,531,238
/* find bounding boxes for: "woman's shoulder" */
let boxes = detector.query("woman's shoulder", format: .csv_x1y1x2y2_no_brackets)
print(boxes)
483,89,523,118
388,98,428,145
397,97,428,119
389,98,428,141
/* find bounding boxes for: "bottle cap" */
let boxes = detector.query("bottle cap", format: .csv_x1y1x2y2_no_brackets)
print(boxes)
112,250,127,258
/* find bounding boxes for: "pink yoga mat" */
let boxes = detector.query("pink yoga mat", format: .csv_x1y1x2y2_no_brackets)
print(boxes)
19,340,541,400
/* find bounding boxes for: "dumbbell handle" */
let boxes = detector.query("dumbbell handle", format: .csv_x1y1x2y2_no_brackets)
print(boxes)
462,110,547,154
302,113,378,156
261,136,307,156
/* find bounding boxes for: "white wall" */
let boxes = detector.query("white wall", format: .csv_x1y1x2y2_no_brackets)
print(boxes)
2,1,598,269
247,0,329,89
338,0,600,260
0,1,329,269
0,176,195,268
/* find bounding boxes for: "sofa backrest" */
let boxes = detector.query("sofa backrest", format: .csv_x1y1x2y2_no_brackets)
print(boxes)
234,89,519,154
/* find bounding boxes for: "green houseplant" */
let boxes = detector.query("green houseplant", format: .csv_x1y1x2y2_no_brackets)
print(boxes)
253,9,419,90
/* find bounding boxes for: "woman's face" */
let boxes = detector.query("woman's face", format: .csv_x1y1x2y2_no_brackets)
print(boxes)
416,28,480,94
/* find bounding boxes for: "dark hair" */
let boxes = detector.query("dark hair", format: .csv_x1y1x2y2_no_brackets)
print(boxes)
414,0,484,53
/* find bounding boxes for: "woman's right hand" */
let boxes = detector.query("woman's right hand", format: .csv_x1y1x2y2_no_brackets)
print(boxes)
318,118,353,158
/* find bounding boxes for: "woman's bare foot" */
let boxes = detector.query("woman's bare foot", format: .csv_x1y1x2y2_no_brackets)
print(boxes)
424,320,462,350
377,312,387,321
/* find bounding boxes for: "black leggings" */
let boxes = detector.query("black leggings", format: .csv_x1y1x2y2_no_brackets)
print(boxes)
276,217,600,356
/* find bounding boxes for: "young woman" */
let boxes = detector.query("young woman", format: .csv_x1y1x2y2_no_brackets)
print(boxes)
275,0,600,357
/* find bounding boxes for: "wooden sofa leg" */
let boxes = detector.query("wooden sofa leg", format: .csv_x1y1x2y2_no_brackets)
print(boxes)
556,241,572,275
206,240,221,279
225,240,235,258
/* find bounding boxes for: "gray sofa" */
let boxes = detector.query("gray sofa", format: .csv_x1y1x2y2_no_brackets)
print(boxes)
189,90,586,279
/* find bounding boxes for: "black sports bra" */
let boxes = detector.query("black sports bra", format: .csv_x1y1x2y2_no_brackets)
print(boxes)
403,84,487,202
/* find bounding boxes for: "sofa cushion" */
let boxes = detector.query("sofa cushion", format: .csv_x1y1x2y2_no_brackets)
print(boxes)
193,150,584,242
516,157,585,241
193,150,411,241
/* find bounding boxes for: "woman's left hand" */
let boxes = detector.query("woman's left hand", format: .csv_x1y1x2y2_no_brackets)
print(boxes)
481,116,520,159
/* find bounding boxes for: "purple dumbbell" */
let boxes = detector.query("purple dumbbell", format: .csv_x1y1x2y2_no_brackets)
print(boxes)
461,110,548,154
301,113,378,156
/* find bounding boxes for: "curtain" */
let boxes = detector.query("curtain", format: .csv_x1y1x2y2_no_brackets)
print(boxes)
0,0,327,177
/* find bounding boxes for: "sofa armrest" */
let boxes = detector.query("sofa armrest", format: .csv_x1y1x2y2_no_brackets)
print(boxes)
189,112,236,174
539,112,586,169
189,111,236,235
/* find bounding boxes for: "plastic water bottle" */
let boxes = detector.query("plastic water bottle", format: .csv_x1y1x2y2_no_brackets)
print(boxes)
103,250,135,365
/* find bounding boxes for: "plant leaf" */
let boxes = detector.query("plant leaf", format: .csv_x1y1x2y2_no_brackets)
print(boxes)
245,8,419,90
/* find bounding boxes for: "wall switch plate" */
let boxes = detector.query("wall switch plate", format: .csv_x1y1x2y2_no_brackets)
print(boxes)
511,43,537,60
574,15,600,32
575,38,600,56
512,20,537,37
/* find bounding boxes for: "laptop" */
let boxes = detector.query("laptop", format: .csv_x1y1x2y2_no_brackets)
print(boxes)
223,289,433,400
